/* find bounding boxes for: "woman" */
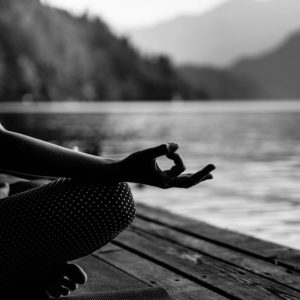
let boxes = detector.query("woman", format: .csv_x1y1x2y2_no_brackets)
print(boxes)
0,123,215,298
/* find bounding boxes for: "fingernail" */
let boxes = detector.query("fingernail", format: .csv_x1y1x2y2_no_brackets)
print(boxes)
207,164,216,171
167,143,179,153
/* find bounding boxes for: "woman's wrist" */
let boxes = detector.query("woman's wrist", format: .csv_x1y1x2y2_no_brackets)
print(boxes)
112,159,128,182
93,157,127,183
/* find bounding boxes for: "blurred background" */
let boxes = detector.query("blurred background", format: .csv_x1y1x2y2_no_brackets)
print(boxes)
1,0,300,249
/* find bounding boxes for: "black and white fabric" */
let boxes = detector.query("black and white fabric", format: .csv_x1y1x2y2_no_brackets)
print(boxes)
0,178,135,288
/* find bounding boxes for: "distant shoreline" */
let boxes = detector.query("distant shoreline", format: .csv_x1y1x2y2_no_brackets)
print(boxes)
1,100,300,114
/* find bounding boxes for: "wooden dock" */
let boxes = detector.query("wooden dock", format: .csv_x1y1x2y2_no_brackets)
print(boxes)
74,203,300,300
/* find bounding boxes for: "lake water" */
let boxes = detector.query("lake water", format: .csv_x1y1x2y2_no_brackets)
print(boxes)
1,101,300,250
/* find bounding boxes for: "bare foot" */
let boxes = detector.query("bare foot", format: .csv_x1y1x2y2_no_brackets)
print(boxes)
44,263,87,298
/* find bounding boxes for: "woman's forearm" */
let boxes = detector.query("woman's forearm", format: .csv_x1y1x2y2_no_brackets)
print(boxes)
0,129,121,181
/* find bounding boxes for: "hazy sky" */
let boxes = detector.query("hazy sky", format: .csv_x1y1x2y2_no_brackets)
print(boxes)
41,0,271,30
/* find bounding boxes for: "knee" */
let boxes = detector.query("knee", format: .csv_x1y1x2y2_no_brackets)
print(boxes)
74,181,136,237
54,179,136,243
57,179,136,229
102,182,136,230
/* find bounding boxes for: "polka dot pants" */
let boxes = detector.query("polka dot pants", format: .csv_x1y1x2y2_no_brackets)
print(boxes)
0,178,136,288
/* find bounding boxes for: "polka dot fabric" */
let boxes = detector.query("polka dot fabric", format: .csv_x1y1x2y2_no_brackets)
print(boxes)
0,178,135,288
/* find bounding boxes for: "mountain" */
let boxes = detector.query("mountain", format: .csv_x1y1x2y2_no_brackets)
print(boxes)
178,66,264,100
178,30,300,100
127,0,300,67
233,31,300,99
0,0,189,101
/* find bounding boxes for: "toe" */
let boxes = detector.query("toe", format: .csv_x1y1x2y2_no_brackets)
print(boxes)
60,286,70,296
61,278,77,291
64,264,87,284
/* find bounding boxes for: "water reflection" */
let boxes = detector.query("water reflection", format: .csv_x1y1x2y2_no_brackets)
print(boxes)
1,102,300,249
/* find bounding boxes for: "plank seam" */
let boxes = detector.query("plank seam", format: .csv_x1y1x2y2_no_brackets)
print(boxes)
91,253,152,288
121,228,300,299
131,223,300,294
136,213,300,272
112,236,240,300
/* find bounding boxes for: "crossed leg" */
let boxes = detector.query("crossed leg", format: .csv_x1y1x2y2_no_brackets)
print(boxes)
0,178,135,296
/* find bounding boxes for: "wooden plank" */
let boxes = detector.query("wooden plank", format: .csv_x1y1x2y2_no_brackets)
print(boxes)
173,290,227,300
72,254,148,294
136,203,300,268
131,218,300,290
94,244,228,300
114,229,300,300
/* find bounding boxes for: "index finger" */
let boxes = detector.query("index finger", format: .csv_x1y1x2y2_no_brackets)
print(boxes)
142,143,179,159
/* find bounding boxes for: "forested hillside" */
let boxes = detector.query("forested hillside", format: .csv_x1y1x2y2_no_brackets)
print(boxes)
179,66,264,100
0,0,188,101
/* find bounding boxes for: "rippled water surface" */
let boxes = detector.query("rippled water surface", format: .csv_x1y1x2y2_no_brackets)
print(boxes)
1,101,300,249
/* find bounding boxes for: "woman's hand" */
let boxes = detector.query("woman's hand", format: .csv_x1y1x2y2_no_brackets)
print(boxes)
119,143,215,189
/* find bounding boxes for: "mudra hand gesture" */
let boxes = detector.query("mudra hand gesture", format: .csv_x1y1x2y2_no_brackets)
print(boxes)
120,143,215,188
